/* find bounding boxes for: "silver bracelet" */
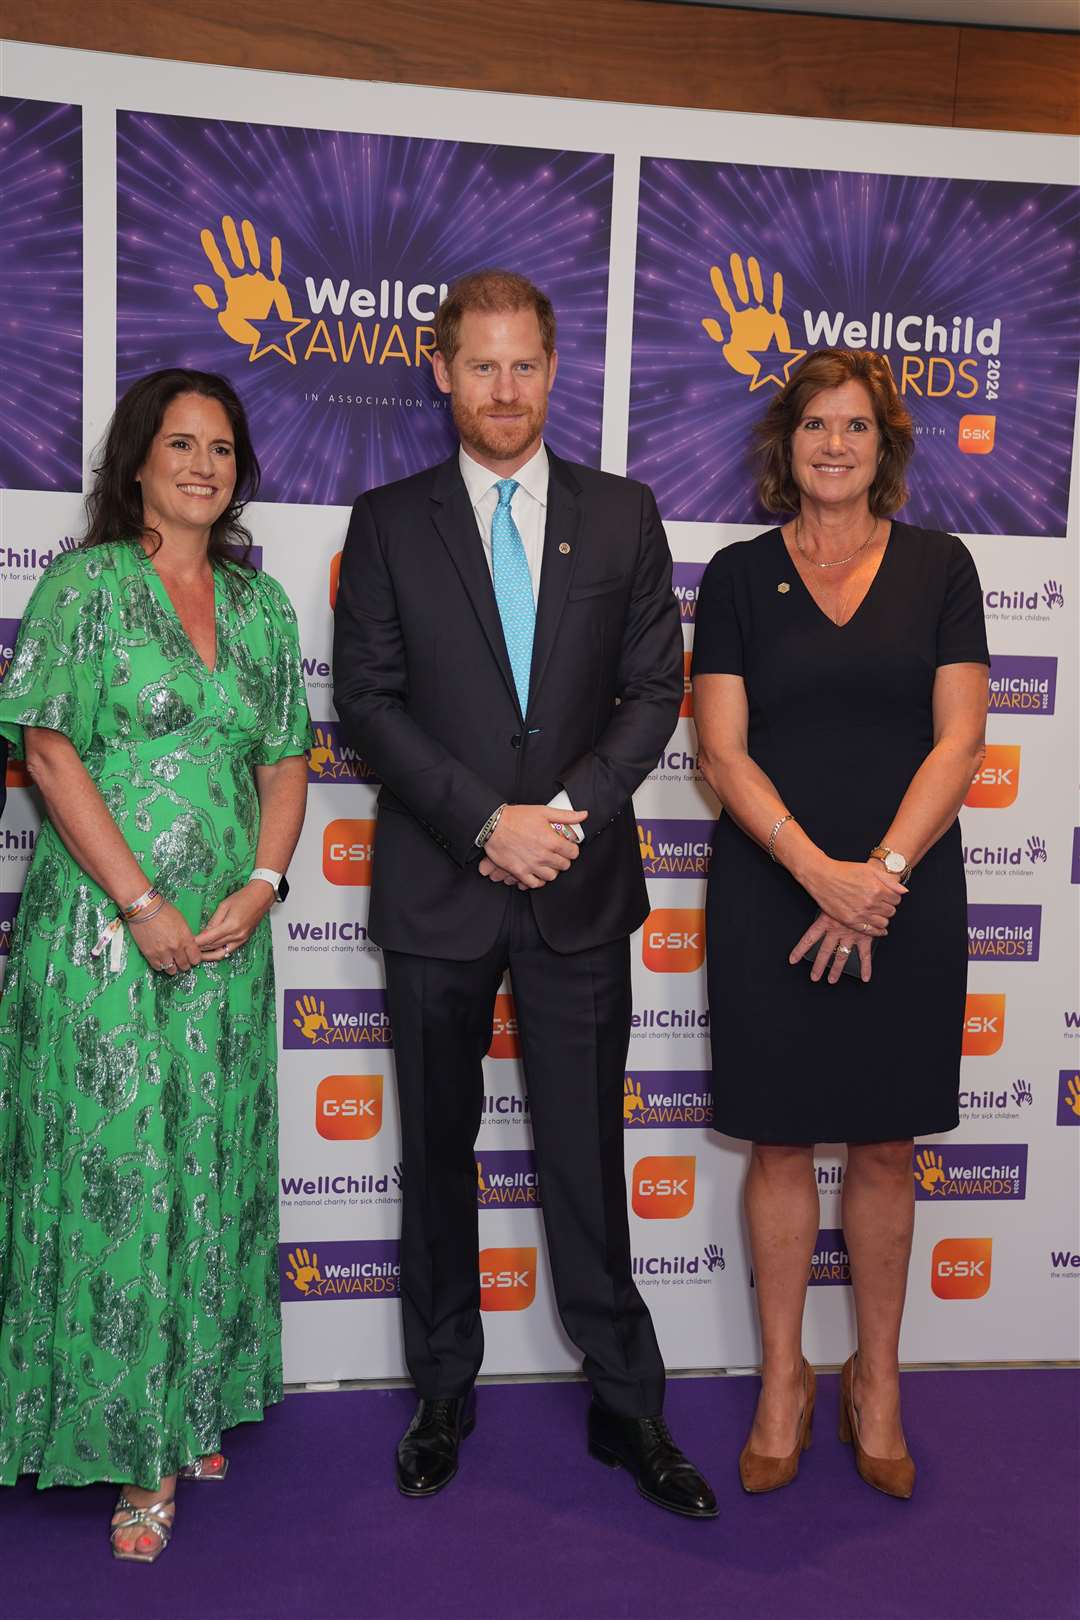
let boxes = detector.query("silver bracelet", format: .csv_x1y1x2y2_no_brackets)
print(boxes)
767,813,794,862
475,803,508,849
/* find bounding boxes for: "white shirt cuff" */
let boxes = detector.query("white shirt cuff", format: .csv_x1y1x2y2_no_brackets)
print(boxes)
547,789,584,843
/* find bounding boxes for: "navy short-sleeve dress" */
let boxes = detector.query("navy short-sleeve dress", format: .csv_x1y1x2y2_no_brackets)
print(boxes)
691,522,989,1144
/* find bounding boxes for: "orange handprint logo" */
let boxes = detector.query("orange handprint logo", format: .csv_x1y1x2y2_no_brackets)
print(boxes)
914,1148,947,1196
638,824,657,863
308,726,341,780
193,215,309,361
476,1159,487,1193
623,1076,647,1124
1064,1075,1080,1119
285,1247,323,1295
702,253,805,391
292,994,330,1045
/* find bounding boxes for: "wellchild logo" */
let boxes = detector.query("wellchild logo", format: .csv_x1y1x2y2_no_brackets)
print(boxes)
0,536,80,582
307,722,379,785
913,1145,1027,1201
963,993,1006,1056
279,1165,401,1208
963,835,1046,879
479,1247,537,1312
481,1087,530,1128
983,582,1062,624
809,1230,850,1286
672,561,706,624
0,618,19,683
193,213,448,368
316,1074,383,1140
487,993,520,1059
285,989,392,1049
280,1239,400,1300
631,1004,710,1042
702,253,806,390
0,893,21,956
476,1151,540,1209
988,655,1057,717
622,1071,713,1128
642,909,705,973
967,904,1040,962
1056,1072,1080,1127
638,820,714,879
1049,1245,1080,1279
650,740,703,786
932,1238,992,1300
964,745,1020,809
322,818,376,885
631,1156,696,1219
959,1078,1032,1121
632,1243,725,1287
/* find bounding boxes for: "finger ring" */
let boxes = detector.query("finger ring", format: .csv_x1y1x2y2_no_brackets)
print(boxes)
224,945,232,957
860,923,870,932
162,959,176,971
836,944,853,956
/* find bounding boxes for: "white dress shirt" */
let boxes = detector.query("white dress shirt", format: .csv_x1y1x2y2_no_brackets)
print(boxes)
459,440,548,602
458,440,581,841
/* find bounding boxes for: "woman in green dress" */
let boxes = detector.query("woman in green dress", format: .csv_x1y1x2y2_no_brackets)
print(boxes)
0,369,311,1559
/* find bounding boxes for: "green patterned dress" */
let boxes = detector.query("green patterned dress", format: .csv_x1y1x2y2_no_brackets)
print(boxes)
0,542,311,1488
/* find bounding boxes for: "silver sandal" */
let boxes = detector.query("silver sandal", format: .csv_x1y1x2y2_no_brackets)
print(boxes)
110,1492,175,1563
178,1451,229,1481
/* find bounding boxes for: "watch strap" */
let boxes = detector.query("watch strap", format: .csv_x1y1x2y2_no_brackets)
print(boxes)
250,867,286,901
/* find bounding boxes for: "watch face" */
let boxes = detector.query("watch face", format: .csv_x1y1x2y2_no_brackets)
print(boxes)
278,873,290,902
884,851,906,874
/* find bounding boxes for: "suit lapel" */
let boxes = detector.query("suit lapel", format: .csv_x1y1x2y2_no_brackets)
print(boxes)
528,451,583,710
429,453,520,715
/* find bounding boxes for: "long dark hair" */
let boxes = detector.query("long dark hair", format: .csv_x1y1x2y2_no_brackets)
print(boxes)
82,369,261,571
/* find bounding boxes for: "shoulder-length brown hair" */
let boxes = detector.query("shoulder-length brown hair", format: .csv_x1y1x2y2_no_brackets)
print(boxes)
82,368,260,574
756,348,913,518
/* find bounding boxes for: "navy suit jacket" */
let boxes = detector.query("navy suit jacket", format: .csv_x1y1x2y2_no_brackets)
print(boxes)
332,449,682,960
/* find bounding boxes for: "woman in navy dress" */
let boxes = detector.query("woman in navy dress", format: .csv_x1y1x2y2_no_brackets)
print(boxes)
692,348,988,1498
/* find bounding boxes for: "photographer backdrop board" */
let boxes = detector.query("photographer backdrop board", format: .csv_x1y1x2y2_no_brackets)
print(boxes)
1,39,1077,1384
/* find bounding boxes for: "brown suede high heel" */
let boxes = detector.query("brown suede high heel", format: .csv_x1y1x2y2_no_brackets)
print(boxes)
739,1358,816,1494
839,1354,915,1499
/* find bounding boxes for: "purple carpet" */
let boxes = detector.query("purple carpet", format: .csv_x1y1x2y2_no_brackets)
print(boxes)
1,1370,1076,1620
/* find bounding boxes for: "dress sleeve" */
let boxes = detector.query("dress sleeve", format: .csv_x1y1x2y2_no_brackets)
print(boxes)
937,537,990,668
252,572,314,765
0,553,108,758
691,545,744,676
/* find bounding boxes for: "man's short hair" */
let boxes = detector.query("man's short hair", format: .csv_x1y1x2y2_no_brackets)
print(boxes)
435,269,556,362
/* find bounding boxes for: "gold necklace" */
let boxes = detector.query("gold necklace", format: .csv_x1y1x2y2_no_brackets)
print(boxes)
794,513,877,569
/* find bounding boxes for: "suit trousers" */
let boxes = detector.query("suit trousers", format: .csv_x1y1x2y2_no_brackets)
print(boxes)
383,888,666,1418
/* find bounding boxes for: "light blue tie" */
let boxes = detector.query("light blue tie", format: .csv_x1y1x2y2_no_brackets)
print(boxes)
491,478,535,715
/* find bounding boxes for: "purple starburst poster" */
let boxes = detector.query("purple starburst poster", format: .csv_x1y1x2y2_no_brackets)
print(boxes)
116,113,613,506
0,99,83,493
628,160,1080,537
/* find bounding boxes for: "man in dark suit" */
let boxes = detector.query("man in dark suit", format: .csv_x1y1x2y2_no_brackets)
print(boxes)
333,269,715,1519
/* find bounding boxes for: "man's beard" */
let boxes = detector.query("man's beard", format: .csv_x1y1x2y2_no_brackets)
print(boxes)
452,397,547,462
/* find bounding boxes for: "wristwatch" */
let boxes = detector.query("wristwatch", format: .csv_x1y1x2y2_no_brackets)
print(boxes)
869,845,911,883
250,867,290,902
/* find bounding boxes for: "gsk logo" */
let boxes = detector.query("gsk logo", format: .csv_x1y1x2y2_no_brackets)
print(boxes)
632,1156,696,1219
964,745,1020,809
932,1238,992,1299
322,818,376,885
479,1247,537,1312
642,909,705,973
958,415,996,455
962,993,1005,1056
330,551,341,610
316,1074,383,1140
488,994,520,1059
679,650,693,719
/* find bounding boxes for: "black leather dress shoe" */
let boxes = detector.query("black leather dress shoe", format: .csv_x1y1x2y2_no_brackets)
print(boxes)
396,1392,476,1497
587,1403,719,1519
